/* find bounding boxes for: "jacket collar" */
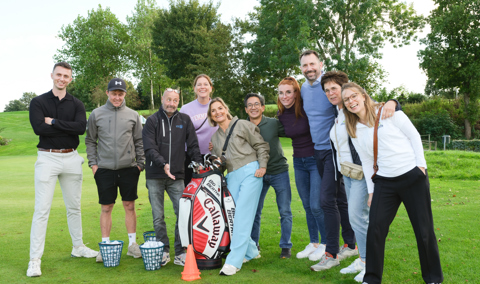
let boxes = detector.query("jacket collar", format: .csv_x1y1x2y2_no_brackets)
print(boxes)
105,98,126,110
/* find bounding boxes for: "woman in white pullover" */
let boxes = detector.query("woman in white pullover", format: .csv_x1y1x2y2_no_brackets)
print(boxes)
341,82,443,284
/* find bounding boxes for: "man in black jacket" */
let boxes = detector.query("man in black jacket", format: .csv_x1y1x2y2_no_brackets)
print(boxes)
142,88,202,267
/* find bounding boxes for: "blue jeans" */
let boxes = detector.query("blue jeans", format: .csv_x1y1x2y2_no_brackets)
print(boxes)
146,178,184,256
293,156,326,244
225,161,262,269
343,176,369,261
251,170,293,249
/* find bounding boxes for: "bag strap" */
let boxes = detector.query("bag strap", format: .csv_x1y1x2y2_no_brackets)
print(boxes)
195,117,208,131
372,106,383,179
221,120,239,156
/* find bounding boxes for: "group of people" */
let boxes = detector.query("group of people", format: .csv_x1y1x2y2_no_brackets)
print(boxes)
27,49,443,284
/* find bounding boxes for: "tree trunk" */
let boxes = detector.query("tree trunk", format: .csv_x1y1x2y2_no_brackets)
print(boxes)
149,50,154,110
464,93,471,139
150,79,154,110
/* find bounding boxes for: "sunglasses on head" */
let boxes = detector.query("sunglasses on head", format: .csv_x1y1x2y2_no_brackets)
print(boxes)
165,88,180,94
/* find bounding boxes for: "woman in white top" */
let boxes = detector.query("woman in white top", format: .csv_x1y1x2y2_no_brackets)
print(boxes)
341,82,443,284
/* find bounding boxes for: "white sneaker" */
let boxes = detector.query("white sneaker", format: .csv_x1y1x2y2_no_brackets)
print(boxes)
354,268,366,282
174,253,186,266
219,263,240,276
161,252,170,266
71,244,99,258
308,244,326,261
27,258,41,277
340,258,365,274
310,253,340,271
296,243,317,259
127,243,142,258
96,253,103,263
243,253,261,263
338,244,358,261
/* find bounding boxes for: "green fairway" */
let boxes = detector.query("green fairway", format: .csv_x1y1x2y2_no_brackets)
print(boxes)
0,111,478,283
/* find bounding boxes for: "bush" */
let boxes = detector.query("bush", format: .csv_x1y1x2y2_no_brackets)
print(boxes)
451,140,480,152
411,109,462,143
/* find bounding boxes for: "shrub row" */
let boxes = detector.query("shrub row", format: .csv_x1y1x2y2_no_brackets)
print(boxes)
451,140,480,152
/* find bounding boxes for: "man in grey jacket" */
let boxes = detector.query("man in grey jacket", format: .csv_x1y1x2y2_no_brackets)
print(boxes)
85,78,145,262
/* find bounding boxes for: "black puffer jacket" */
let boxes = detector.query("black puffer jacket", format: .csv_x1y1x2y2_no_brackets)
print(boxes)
142,108,201,179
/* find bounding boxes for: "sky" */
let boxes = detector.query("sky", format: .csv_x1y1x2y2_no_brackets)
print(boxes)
0,0,436,112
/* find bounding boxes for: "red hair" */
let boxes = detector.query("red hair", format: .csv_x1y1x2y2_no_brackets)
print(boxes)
277,77,304,120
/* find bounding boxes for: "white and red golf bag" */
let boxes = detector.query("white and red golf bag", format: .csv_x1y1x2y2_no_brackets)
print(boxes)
179,168,235,269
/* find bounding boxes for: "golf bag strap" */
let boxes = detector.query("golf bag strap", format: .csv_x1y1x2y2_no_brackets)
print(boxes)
221,120,239,156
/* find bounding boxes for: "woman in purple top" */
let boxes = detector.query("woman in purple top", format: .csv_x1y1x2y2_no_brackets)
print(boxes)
277,77,326,261
180,74,219,186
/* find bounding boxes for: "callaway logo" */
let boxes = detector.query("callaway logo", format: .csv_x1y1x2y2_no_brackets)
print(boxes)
196,216,210,233
115,81,122,85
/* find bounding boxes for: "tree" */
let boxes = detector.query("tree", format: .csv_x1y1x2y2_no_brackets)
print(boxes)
127,0,165,109
246,0,312,98
151,0,230,104
4,92,37,112
55,5,130,110
418,0,480,139
247,0,424,94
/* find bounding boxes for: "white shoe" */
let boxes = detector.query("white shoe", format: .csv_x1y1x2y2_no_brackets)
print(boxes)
310,253,340,271
296,243,317,259
174,253,186,266
161,252,170,266
127,243,142,258
354,268,366,282
308,244,326,261
340,258,365,274
27,258,41,277
96,253,103,263
71,244,99,258
219,263,240,276
243,253,261,263
338,244,358,261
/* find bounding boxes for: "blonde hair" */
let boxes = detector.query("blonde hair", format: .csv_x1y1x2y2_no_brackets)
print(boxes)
207,97,233,127
341,82,383,138
193,74,214,99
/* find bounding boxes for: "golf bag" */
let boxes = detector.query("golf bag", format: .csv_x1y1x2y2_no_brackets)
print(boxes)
179,169,235,269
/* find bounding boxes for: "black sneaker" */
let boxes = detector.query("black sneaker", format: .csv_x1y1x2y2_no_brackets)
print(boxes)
280,248,291,259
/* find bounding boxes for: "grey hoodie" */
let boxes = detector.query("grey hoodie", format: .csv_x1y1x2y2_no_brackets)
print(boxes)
85,99,145,170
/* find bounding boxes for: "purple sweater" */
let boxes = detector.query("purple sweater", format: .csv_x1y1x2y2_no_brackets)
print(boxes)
278,104,315,158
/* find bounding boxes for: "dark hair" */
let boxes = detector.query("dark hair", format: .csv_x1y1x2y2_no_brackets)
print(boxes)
53,62,72,72
299,50,320,61
193,74,214,99
243,93,265,107
207,97,233,127
277,77,304,120
321,71,349,91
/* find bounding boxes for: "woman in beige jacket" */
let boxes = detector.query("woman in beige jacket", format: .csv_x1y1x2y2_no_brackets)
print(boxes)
208,97,269,276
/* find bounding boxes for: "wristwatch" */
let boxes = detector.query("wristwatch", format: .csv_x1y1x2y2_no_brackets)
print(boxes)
51,119,56,125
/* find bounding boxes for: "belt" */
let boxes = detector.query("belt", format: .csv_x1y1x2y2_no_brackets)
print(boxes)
38,148,75,153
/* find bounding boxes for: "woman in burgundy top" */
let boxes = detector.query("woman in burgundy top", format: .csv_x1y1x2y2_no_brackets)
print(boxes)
277,77,326,261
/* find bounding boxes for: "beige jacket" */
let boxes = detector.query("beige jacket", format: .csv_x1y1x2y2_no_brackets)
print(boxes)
211,116,269,173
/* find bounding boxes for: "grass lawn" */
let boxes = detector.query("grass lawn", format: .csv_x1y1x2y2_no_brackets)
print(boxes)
0,111,479,283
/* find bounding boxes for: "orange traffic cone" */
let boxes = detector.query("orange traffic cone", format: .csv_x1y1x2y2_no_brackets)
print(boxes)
181,245,201,281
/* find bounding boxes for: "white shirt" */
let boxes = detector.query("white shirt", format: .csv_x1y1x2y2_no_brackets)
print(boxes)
329,107,353,172
351,109,427,193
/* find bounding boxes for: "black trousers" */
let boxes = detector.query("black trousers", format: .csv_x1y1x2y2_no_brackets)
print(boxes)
364,167,443,284
314,149,355,255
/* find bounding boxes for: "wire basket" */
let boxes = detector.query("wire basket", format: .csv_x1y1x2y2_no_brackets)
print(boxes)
140,243,164,271
143,231,156,242
98,241,124,268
